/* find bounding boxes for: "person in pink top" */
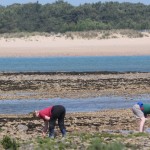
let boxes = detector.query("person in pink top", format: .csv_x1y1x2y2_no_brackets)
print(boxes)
33,105,66,138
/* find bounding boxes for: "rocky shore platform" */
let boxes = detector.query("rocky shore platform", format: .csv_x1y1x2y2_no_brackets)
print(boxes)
0,72,150,149
0,72,150,100
1,109,150,149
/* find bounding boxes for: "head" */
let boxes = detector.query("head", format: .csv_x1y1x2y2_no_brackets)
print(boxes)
33,110,40,118
137,101,143,108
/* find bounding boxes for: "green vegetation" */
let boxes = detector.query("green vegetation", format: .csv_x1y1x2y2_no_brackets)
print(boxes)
34,132,147,150
35,137,77,150
0,29,146,40
0,127,3,132
0,1,150,33
88,139,124,150
1,135,19,150
1,132,149,150
128,132,149,138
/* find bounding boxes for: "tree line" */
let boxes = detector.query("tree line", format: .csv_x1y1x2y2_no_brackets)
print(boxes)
0,0,150,33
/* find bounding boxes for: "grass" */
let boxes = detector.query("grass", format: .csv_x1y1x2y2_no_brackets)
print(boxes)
34,133,126,150
0,127,3,132
88,139,125,150
33,132,142,150
126,132,149,138
0,29,149,40
1,135,19,150
35,137,75,150
1,131,149,150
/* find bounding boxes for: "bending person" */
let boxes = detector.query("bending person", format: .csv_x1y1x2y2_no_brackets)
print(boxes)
132,101,150,132
33,105,66,138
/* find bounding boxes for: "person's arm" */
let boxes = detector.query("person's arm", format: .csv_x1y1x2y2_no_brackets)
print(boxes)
42,121,48,138
44,115,50,121
39,112,50,121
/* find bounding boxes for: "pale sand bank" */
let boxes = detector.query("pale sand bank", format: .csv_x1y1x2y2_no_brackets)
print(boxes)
0,35,150,57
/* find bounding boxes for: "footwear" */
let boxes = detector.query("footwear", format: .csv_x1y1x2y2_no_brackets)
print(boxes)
49,135,54,139
61,129,66,137
49,129,55,138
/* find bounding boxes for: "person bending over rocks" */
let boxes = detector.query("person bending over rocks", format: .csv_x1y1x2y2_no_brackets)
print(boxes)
132,101,150,132
33,105,66,138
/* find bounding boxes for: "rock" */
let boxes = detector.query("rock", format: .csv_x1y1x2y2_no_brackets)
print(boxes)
145,128,150,133
19,143,34,150
17,124,28,131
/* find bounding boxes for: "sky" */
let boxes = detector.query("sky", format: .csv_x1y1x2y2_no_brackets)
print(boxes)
0,0,149,6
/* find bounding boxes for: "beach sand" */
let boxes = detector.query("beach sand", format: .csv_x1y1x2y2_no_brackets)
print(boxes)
0,34,150,57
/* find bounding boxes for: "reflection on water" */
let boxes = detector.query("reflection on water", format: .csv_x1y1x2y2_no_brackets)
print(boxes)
0,95,150,114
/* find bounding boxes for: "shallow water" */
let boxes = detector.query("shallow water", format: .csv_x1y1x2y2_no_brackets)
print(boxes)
0,56,150,72
0,95,150,114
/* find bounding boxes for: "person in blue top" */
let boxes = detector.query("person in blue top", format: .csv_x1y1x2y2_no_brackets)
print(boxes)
132,101,150,132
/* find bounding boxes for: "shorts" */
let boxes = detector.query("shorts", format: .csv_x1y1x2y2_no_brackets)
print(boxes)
132,104,144,118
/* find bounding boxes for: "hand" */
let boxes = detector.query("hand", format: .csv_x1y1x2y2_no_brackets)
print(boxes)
42,132,46,138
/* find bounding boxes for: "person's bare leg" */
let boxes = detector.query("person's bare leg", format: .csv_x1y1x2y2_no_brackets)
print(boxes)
137,119,140,131
140,117,146,132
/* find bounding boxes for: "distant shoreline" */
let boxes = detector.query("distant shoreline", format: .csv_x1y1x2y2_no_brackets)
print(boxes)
0,31,150,57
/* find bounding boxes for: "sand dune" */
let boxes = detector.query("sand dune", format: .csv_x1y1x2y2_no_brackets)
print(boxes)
0,35,150,57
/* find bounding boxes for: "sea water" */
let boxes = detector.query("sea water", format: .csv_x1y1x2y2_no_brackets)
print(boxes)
0,56,150,72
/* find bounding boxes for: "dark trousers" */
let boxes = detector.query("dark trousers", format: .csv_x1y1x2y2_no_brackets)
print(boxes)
49,105,66,135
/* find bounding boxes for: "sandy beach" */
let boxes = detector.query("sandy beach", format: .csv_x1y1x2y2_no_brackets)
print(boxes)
0,33,150,57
